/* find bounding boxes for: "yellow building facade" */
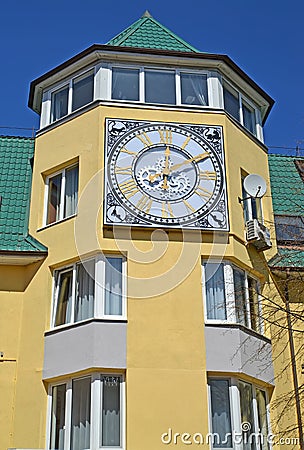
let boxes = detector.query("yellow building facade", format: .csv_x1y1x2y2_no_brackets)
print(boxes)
1,12,302,450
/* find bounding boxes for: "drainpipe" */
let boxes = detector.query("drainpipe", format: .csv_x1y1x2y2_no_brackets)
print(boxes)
284,274,304,449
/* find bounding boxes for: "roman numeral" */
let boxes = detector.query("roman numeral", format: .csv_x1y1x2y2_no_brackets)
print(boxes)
136,195,153,213
115,166,132,176
199,171,217,181
118,179,139,199
195,186,212,200
181,135,191,150
120,147,137,156
137,132,153,147
182,199,196,213
162,201,174,218
158,129,172,144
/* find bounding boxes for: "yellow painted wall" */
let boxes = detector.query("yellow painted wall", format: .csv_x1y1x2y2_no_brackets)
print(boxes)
2,103,288,449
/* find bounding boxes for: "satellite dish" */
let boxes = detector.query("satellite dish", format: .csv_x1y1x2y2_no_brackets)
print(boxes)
243,174,267,198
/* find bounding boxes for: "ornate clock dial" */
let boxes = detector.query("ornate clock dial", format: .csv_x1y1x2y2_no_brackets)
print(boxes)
104,119,228,230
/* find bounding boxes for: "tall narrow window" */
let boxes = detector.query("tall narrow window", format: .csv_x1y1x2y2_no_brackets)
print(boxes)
239,381,255,450
243,101,256,135
75,260,95,322
102,377,121,447
54,269,73,327
51,86,69,122
181,73,208,106
145,70,176,104
233,268,248,327
256,388,270,450
242,178,262,223
223,84,239,121
209,379,232,448
72,72,94,111
112,68,139,101
46,164,79,225
204,263,227,320
104,257,123,316
71,378,91,450
248,277,260,333
50,384,66,450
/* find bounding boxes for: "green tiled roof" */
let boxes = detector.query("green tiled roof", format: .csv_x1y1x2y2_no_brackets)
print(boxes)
268,154,304,215
269,247,304,270
0,136,47,253
106,11,199,53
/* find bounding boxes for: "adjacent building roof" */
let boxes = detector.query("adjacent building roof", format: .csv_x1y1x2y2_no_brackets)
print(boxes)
106,11,199,52
0,136,47,254
268,154,304,270
268,154,304,216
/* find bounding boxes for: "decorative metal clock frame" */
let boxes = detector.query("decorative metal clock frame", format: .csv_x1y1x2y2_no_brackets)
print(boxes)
104,118,229,231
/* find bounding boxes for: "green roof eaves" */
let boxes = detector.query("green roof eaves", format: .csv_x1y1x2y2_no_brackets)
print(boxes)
269,247,304,270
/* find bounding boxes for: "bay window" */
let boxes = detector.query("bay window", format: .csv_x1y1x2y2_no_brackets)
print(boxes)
203,261,262,333
48,374,124,450
52,255,125,328
180,72,208,106
111,67,139,101
208,378,270,450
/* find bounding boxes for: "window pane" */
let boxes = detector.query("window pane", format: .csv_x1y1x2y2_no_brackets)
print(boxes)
54,270,73,326
239,381,255,450
112,68,139,101
51,86,69,121
47,174,62,224
64,166,79,218
251,197,262,222
71,378,91,450
243,101,256,135
204,263,227,320
145,70,176,104
102,377,121,447
224,85,239,121
233,268,248,326
72,73,94,111
181,73,208,106
105,257,123,315
75,260,95,322
50,384,66,450
209,379,232,448
248,277,260,332
256,389,270,450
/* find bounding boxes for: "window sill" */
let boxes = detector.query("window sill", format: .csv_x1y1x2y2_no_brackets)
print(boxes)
37,213,77,232
204,321,270,344
45,317,128,336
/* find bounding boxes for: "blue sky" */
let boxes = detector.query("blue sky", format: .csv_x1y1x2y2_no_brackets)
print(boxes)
1,0,303,155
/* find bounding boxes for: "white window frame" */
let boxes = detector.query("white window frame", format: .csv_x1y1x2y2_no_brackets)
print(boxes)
43,163,79,226
46,373,125,450
208,377,271,450
51,255,127,329
202,260,262,333
223,79,262,139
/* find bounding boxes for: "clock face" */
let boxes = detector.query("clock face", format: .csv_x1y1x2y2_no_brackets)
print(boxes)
104,119,228,230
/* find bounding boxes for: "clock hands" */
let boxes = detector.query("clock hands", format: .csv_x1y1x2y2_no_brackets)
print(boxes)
170,152,209,171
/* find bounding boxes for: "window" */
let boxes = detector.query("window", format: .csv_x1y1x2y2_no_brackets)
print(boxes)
203,261,262,333
50,70,94,123
145,70,176,104
208,378,270,450
242,177,263,223
111,67,139,101
275,215,304,243
223,81,258,136
180,72,208,106
48,374,124,450
45,164,79,225
52,255,125,327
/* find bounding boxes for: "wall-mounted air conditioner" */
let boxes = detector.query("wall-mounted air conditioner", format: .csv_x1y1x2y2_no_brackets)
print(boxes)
246,219,272,251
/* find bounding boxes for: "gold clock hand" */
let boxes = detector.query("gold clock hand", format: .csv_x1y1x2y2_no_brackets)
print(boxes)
171,152,209,171
149,172,162,182
162,146,171,176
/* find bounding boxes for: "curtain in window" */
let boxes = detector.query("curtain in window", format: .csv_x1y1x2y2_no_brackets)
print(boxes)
209,379,232,448
52,87,69,121
50,384,66,450
204,263,227,320
233,268,248,326
248,277,260,332
102,378,120,447
55,270,73,326
75,260,95,322
181,73,208,106
64,166,78,218
47,174,62,224
105,258,122,315
239,381,255,450
256,389,270,450
71,378,91,450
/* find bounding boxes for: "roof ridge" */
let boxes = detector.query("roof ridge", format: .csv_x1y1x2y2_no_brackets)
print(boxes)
106,17,145,46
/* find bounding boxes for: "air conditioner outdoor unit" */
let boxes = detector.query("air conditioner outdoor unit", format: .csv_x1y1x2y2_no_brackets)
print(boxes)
246,219,272,251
